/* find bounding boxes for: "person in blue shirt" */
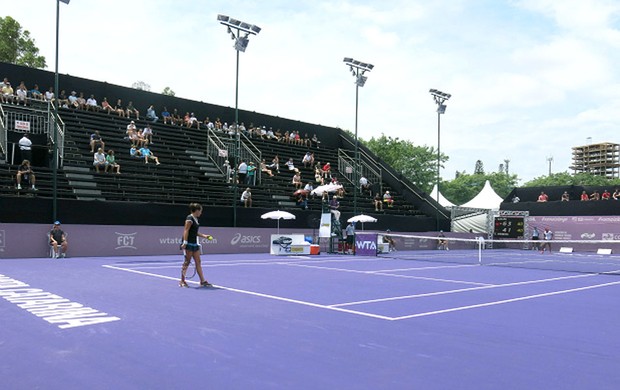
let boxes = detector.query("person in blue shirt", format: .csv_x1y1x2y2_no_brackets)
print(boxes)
139,146,160,165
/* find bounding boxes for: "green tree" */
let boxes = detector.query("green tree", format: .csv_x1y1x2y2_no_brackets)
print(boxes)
363,134,448,193
162,87,175,97
474,160,485,175
132,81,151,91
0,16,46,68
523,171,620,187
442,172,519,205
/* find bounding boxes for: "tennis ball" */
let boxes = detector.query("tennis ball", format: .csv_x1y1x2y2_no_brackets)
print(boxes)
207,235,213,241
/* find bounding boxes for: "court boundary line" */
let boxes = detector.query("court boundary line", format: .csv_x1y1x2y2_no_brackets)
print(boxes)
102,263,620,322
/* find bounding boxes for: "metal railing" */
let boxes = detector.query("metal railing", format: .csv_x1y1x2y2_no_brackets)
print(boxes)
206,129,230,179
212,128,262,185
338,149,382,194
0,104,6,158
49,103,65,168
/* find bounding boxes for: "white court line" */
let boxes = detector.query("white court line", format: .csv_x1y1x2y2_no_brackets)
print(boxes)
330,273,596,307
102,264,394,321
369,264,480,273
392,280,620,320
285,262,492,286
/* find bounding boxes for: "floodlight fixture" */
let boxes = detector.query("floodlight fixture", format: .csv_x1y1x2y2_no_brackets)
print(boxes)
218,14,261,36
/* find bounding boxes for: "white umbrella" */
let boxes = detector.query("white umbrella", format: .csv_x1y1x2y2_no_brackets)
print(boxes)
311,184,343,196
347,214,378,231
261,210,296,233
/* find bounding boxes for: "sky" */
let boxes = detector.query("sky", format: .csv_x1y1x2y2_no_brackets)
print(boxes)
4,0,620,183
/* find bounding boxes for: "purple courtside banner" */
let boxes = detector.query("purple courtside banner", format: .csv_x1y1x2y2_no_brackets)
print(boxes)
355,233,378,256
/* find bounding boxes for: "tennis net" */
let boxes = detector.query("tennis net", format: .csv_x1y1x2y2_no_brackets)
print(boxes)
376,233,620,275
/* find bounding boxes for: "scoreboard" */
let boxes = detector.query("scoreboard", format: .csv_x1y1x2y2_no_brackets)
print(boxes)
493,216,525,239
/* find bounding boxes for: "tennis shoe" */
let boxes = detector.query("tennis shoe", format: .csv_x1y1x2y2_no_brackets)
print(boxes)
200,281,213,288
179,281,189,288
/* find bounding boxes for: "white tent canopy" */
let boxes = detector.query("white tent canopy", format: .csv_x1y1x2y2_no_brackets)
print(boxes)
460,180,503,209
430,184,456,208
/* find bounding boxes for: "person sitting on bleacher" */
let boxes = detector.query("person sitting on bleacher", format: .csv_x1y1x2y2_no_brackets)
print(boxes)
105,150,121,174
286,158,299,173
130,144,141,159
321,162,331,179
302,152,314,168
142,124,154,145
44,87,55,103
162,107,172,124
93,148,108,173
241,187,252,208
114,99,126,117
312,134,321,148
16,159,37,191
126,120,138,142
145,105,158,123
76,92,87,110
292,171,302,189
86,94,99,111
90,131,105,153
101,97,114,113
126,101,140,120
139,146,161,165
16,82,28,106
260,159,274,177
383,190,394,208
1,80,14,104
30,84,43,100
57,90,69,108
374,193,383,211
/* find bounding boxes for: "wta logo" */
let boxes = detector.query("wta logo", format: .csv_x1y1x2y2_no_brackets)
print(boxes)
115,232,137,249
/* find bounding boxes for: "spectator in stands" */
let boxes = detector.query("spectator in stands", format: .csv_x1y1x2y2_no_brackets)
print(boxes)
67,91,79,108
214,118,223,131
274,129,283,141
105,150,121,174
373,193,383,211
329,195,341,220
139,145,161,165
292,171,302,189
321,162,331,179
296,194,308,210
204,117,214,130
602,189,611,200
613,188,620,201
360,176,371,195
15,82,28,106
537,191,548,202
266,127,276,140
223,160,233,183
161,107,172,124
383,190,394,208
314,163,324,185
86,94,99,111
76,92,87,110
302,152,314,168
590,190,600,201
101,97,114,114
286,158,299,173
126,101,140,119
241,187,252,208
49,221,68,258
16,159,37,191
114,99,126,117
260,159,274,177
267,155,280,173
142,124,154,145
57,90,68,108
44,87,55,103
30,84,43,100
561,191,569,202
580,190,589,201
304,182,314,195
89,130,105,153
312,134,321,148
129,144,141,158
145,105,158,123
126,121,138,143
188,113,200,129
238,160,248,184
1,80,14,104
303,133,311,147
172,109,182,125
18,133,32,161
93,147,108,173
246,162,257,185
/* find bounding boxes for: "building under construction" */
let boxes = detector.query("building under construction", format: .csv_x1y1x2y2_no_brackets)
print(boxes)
571,142,620,178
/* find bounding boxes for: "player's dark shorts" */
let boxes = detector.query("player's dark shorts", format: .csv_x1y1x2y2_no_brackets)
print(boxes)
185,243,200,252
346,236,354,244
532,236,539,240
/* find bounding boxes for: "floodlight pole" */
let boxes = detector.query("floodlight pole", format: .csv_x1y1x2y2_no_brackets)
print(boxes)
343,58,373,216
53,0,69,222
218,15,260,227
429,89,451,231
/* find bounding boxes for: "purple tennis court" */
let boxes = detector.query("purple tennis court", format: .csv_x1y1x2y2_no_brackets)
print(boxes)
2,251,620,389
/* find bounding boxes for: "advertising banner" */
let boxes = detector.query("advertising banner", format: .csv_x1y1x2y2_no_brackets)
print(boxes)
355,233,378,256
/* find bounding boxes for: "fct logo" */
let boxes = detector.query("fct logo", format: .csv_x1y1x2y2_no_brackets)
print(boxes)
115,232,137,249
602,233,620,240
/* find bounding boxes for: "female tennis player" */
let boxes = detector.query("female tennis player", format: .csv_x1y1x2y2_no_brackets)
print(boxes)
180,203,213,288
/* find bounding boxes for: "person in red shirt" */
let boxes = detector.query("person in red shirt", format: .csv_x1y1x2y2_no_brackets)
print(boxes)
580,191,589,201
537,192,548,202
601,190,611,200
